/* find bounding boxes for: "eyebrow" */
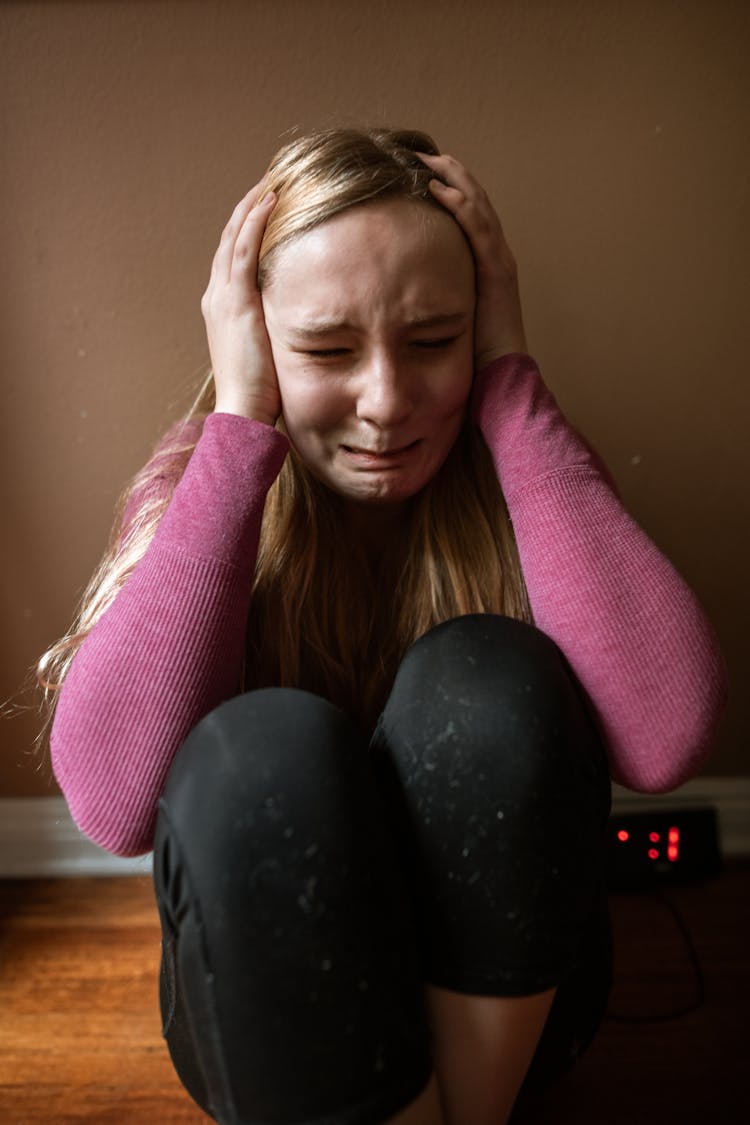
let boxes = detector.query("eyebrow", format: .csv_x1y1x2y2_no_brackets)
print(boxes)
289,312,469,339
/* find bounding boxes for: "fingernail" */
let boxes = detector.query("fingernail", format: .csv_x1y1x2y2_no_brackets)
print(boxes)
260,190,276,205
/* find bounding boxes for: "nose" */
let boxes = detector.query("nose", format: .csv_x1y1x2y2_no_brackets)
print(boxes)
355,348,414,429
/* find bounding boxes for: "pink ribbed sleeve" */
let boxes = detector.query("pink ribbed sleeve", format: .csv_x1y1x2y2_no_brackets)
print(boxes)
472,354,727,793
51,415,289,855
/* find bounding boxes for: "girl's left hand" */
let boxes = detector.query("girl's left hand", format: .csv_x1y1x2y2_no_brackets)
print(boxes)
417,151,528,369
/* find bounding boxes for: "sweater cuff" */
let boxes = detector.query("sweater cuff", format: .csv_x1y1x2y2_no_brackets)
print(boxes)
470,353,538,424
154,413,289,568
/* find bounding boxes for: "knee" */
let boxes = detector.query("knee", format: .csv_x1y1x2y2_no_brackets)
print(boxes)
387,615,571,711
154,689,433,1122
379,614,604,783
161,687,363,820
154,687,388,931
372,617,611,994
155,688,374,891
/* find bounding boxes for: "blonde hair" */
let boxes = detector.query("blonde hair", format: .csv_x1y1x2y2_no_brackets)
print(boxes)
38,126,531,736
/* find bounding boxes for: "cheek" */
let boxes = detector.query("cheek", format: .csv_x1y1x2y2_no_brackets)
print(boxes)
275,368,347,442
435,352,474,416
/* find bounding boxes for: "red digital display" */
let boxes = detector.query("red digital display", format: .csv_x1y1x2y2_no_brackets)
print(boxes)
609,809,719,887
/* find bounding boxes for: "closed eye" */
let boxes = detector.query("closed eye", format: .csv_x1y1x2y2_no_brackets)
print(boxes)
302,348,351,358
412,336,460,349
297,336,461,358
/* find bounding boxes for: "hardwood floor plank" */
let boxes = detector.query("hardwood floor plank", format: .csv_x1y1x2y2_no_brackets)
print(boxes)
1,877,208,1123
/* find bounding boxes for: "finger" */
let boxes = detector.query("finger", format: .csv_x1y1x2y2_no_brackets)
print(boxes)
420,165,508,267
417,152,498,226
223,179,271,237
426,177,497,245
416,151,481,196
210,179,271,285
229,190,277,284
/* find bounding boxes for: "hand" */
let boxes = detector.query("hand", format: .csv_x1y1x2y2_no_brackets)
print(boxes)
417,152,528,369
201,182,281,425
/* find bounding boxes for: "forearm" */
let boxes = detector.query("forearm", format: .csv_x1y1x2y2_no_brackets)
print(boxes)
475,355,728,791
51,415,289,856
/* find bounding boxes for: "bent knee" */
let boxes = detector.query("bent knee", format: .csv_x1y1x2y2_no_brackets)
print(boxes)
379,615,605,777
164,688,358,794
158,688,369,848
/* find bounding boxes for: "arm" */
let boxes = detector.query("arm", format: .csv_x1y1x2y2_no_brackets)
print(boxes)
420,153,727,792
473,352,727,792
52,180,287,856
51,418,288,856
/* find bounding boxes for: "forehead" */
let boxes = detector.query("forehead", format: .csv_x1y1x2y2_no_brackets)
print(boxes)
263,199,475,321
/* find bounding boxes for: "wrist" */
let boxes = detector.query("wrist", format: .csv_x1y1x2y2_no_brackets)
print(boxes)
213,392,279,428
476,338,529,370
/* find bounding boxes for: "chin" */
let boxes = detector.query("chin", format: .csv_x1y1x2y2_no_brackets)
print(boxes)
337,472,435,508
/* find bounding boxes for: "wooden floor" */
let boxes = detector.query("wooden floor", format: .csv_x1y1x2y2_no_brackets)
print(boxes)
0,866,748,1124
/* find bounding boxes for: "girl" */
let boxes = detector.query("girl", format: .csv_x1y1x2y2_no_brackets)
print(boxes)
39,128,727,1125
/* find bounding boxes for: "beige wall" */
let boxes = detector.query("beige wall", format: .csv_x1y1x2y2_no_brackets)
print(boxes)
2,0,747,796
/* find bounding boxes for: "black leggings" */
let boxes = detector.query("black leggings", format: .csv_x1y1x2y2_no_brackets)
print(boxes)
153,615,612,1125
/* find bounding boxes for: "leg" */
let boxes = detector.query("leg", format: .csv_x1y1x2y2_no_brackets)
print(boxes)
387,1075,443,1125
153,688,434,1125
422,987,556,1124
371,615,612,1124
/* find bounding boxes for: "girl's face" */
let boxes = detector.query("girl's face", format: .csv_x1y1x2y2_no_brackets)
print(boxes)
262,198,476,513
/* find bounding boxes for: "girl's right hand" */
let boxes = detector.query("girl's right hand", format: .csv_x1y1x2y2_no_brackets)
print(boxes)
200,182,281,425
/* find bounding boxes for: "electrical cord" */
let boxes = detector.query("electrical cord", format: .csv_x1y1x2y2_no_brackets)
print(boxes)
605,889,706,1023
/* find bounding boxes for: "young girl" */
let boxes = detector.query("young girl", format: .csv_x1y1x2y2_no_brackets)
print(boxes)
39,128,727,1125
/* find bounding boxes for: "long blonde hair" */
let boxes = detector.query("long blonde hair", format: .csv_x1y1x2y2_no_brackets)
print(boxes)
38,126,531,734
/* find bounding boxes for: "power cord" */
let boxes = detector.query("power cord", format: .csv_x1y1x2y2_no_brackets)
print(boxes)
605,889,706,1023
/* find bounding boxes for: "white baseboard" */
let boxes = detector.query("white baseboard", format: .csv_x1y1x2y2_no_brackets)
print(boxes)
1,779,748,878
0,798,153,877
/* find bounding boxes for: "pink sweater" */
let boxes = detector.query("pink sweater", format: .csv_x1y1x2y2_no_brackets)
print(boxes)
51,355,728,856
